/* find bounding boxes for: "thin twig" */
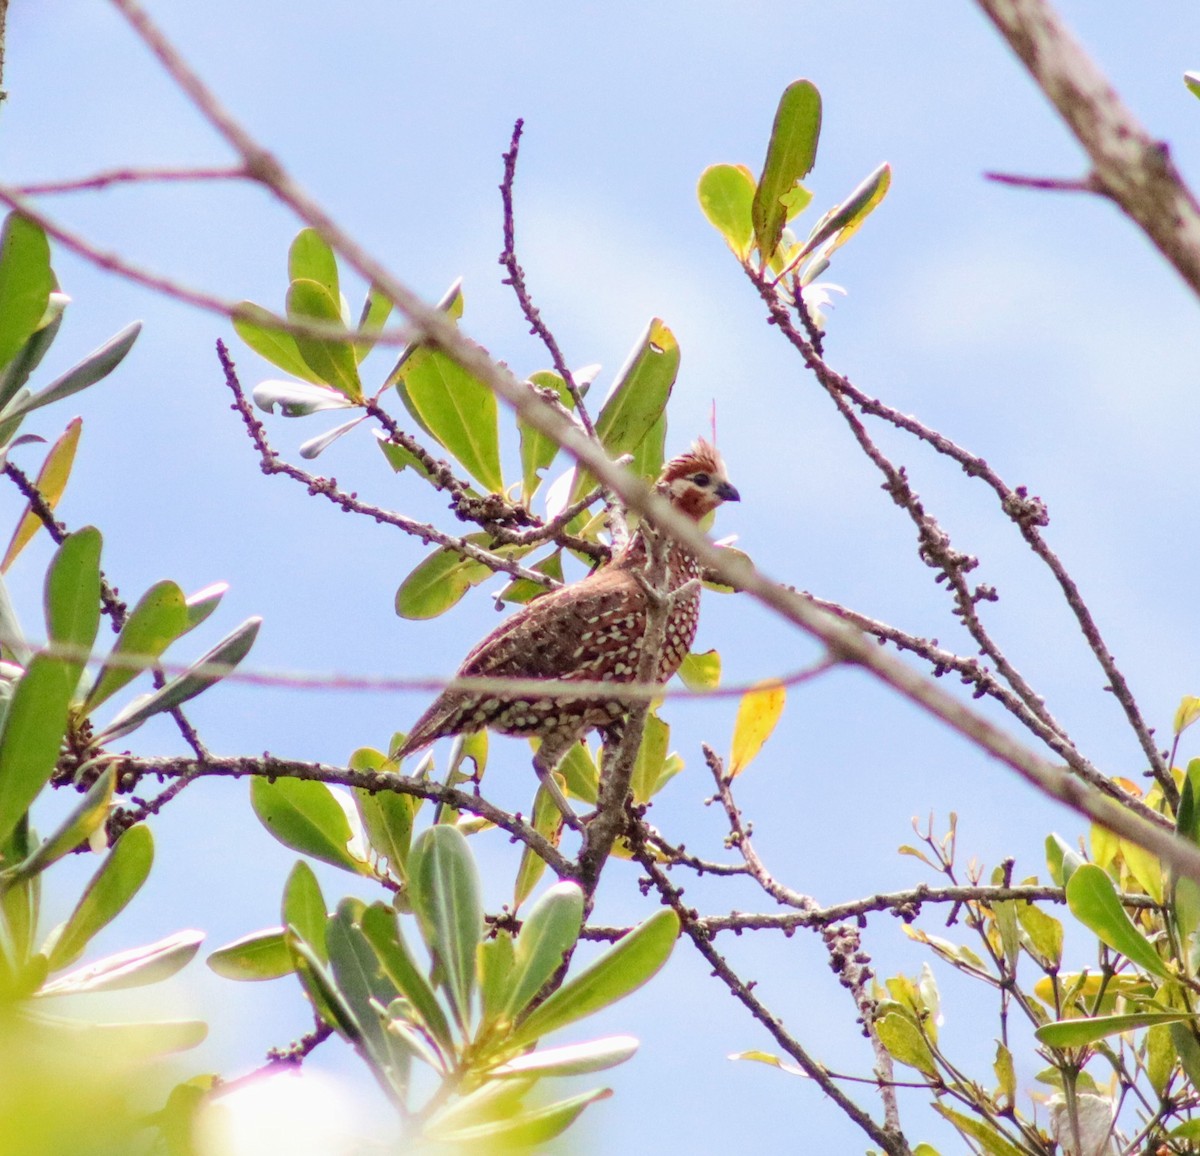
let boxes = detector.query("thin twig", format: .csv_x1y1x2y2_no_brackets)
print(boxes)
16,165,247,195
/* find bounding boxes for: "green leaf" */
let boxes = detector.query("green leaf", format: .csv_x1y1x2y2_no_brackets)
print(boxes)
326,900,409,1097
93,616,261,744
492,1034,637,1077
505,882,583,1021
1066,863,1171,978
1036,1011,1196,1048
752,80,822,263
678,649,721,691
1178,759,1200,845
519,371,574,501
395,538,492,620
353,780,416,882
629,409,667,483
399,350,502,492
251,778,366,874
83,580,189,712
184,582,227,632
512,783,564,909
283,859,329,962
359,902,453,1052
510,907,678,1048
875,1011,936,1075
5,765,115,884
479,930,516,1032
1046,832,1083,886
232,303,325,383
44,526,101,693
1147,1021,1175,1097
1186,71,1200,100
285,278,362,400
0,654,76,848
355,284,393,363
288,229,339,301
385,278,464,395
499,550,564,606
16,322,141,418
697,164,757,260
557,741,598,805
46,824,154,971
630,713,669,805
0,214,53,373
570,318,679,501
793,162,892,269
2,417,82,573
408,824,483,1032
207,928,293,980
1016,902,1063,968
33,1014,207,1056
0,299,63,408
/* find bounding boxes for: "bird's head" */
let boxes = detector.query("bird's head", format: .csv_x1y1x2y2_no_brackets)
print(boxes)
656,439,740,521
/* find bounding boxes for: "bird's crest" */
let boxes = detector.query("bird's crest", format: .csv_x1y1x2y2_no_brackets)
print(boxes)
658,438,727,486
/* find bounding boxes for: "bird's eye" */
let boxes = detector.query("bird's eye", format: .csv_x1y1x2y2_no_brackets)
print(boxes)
690,472,711,487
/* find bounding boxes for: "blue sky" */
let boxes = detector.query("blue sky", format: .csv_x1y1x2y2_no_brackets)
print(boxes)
5,2,1200,1152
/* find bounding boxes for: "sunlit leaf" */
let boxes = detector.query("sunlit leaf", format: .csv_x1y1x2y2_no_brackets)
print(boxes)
0,214,53,373
83,580,189,712
206,927,293,981
630,713,669,805
427,1087,610,1149
234,303,325,383
728,680,786,777
288,228,339,300
1066,863,1171,978
285,278,362,400
505,882,583,1021
6,764,115,883
557,740,598,805
395,538,493,620
1186,71,1200,101
355,283,393,363
933,1104,1025,1156
794,162,891,269
512,783,564,909
875,1011,936,1076
251,778,367,874
697,164,756,260
283,860,329,963
399,349,502,492
752,80,822,263
678,649,720,692
1,417,81,572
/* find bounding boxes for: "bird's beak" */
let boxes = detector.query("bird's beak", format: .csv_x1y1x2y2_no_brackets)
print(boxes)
715,480,740,502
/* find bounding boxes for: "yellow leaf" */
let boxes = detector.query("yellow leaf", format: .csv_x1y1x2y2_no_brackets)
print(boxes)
1090,823,1119,870
1176,695,1200,735
1118,838,1163,904
677,649,721,691
2,417,81,572
728,680,786,777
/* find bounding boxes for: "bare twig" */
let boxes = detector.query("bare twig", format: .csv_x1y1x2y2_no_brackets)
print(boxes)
975,0,1200,300
16,165,247,195
983,170,1099,193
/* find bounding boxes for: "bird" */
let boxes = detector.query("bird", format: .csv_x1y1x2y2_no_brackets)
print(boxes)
396,439,740,824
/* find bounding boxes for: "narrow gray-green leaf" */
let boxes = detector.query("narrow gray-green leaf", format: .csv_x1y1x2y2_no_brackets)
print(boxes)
18,323,141,418
41,929,201,995
360,902,453,1051
183,582,227,633
299,415,367,460
408,824,482,1031
46,824,154,970
510,908,678,1047
492,1034,638,1078
93,616,261,744
6,765,115,883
